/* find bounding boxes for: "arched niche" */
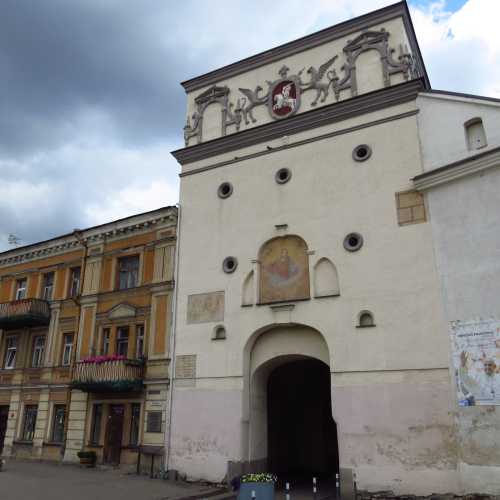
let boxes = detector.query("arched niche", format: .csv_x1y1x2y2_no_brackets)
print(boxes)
242,270,254,307
258,235,310,304
464,117,487,150
314,258,340,298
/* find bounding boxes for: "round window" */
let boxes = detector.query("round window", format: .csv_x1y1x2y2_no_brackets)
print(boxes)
218,182,233,199
275,168,292,184
222,256,238,273
343,232,364,252
352,144,372,162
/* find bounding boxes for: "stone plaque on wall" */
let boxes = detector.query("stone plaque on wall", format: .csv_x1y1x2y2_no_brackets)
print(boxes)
146,411,163,433
187,291,224,324
175,354,197,379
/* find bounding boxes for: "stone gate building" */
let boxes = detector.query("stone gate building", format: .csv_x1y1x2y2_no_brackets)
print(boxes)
169,1,500,494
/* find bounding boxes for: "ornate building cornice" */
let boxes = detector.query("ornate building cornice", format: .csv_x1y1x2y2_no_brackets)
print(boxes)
0,207,177,269
413,146,500,191
173,78,425,166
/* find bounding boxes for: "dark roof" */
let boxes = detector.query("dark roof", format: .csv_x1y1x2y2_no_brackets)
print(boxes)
424,89,500,104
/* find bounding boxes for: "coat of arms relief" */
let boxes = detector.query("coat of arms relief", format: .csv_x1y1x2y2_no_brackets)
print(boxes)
184,29,419,146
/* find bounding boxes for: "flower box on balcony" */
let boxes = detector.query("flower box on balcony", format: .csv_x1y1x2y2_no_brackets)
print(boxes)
71,355,144,393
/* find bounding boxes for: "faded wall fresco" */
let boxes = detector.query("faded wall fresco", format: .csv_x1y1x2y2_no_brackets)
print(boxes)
259,236,310,304
187,291,224,324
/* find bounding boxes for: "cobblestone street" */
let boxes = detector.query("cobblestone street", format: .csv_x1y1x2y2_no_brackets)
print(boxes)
0,460,220,500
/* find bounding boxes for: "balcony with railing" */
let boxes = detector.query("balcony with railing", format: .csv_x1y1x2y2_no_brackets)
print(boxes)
71,355,144,393
0,299,50,329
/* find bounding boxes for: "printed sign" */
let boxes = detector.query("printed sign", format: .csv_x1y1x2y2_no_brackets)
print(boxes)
451,319,500,406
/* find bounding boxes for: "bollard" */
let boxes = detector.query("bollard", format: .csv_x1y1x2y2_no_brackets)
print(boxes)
335,473,340,499
285,481,290,500
312,477,317,500
251,490,256,500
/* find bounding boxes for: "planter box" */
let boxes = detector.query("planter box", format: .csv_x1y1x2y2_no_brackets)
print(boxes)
237,482,275,500
77,452,96,468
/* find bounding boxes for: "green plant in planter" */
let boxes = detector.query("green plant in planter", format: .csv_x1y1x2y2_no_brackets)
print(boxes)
77,451,97,467
238,473,277,500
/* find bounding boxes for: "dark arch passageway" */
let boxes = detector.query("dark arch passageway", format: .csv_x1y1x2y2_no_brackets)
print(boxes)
267,358,339,478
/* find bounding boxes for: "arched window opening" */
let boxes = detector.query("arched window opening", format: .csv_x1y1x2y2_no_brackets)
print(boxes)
314,258,340,298
465,118,487,151
357,310,375,328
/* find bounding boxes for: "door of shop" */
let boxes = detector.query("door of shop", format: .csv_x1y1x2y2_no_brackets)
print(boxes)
104,404,124,465
0,406,9,455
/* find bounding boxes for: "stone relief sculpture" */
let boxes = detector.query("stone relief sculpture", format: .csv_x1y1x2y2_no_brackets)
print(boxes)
238,85,268,125
184,29,419,145
334,29,418,98
184,85,242,145
302,54,338,106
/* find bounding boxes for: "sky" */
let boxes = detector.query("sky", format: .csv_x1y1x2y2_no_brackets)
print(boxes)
1,0,499,251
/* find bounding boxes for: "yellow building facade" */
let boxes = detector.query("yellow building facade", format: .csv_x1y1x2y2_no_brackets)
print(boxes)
0,206,177,470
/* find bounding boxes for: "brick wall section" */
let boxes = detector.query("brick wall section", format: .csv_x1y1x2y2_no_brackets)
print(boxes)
396,190,427,226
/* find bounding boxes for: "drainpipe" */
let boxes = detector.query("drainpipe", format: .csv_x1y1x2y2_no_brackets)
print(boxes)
165,203,181,472
61,229,88,458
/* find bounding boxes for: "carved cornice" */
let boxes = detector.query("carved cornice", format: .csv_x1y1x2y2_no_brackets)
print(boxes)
173,78,425,166
413,146,500,191
0,207,177,269
181,2,428,93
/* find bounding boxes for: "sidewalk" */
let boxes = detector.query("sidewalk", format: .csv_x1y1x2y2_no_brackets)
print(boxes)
0,460,223,500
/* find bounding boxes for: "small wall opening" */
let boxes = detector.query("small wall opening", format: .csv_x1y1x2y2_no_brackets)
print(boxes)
465,117,487,150
357,310,375,328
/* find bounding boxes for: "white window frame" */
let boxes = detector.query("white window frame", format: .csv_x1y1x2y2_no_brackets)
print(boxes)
117,255,140,290
4,336,18,369
61,333,73,366
116,326,129,357
42,272,54,300
15,278,27,300
136,324,144,358
31,335,46,368
69,267,81,298
102,328,110,355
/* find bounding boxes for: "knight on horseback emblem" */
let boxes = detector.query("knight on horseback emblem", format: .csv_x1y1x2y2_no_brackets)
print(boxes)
267,65,301,120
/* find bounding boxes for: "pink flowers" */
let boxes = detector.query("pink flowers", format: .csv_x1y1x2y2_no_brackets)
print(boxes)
80,354,127,364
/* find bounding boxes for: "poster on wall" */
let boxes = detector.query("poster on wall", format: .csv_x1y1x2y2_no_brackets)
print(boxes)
451,319,500,406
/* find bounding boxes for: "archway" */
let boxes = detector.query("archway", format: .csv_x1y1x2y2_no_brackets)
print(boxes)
268,357,338,477
247,326,339,479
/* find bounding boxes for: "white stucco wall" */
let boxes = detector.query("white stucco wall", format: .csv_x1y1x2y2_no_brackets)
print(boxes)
417,93,500,171
170,98,457,492
415,95,500,494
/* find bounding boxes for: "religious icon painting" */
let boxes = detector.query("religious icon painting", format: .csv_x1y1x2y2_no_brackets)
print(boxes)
259,235,310,303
